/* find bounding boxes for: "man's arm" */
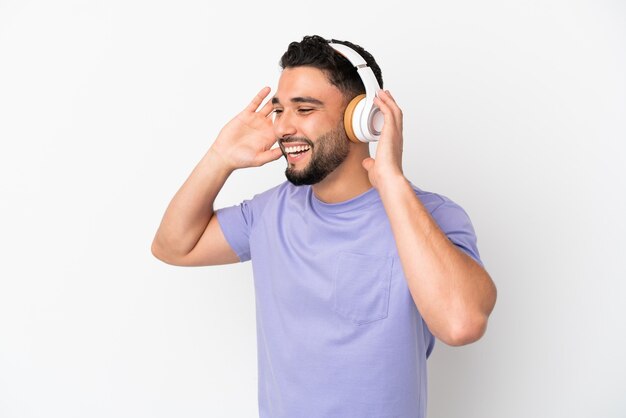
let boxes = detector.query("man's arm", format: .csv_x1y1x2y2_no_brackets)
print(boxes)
151,87,282,266
378,176,496,346
151,149,238,266
362,90,497,346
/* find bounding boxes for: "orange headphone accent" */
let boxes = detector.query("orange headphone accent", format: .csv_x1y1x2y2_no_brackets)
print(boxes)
343,94,366,144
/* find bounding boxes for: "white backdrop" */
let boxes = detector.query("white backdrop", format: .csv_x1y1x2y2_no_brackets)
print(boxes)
1,0,625,417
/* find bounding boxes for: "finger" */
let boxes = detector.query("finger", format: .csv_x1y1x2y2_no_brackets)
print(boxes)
259,96,275,117
378,90,399,110
376,91,403,124
255,146,284,166
382,89,397,103
245,86,271,113
362,157,375,172
374,96,403,136
374,95,395,125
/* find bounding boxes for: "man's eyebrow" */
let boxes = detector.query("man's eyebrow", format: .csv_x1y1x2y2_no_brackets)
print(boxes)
271,96,324,106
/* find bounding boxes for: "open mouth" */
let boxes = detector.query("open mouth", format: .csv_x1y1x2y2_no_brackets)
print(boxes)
284,144,311,156
283,144,311,163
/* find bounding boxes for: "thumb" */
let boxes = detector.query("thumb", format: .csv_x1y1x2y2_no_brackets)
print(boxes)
256,147,284,166
362,157,375,172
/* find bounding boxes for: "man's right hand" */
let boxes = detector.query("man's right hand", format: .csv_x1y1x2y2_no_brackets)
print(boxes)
210,86,283,171
152,87,283,266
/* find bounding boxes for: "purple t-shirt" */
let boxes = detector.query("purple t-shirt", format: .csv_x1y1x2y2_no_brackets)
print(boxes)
216,181,482,418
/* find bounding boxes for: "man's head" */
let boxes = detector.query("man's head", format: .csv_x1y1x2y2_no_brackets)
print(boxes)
272,35,383,186
279,35,383,105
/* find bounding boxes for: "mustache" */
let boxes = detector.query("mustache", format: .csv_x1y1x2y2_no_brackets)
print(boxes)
278,137,314,147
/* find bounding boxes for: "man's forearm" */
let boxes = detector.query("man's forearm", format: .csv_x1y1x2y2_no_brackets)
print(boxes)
152,147,234,259
377,174,497,346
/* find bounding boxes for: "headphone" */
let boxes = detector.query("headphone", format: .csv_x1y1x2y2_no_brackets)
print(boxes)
328,41,384,143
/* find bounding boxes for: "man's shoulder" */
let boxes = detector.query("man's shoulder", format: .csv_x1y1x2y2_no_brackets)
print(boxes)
243,181,307,214
411,181,477,226
409,182,453,212
409,181,474,220
409,182,482,264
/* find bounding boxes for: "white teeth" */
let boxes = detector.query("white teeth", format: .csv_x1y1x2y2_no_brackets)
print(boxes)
284,145,311,154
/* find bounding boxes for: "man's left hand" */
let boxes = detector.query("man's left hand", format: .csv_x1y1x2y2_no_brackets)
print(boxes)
361,90,405,189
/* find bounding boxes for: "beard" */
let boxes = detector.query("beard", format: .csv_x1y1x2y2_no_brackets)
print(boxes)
281,124,350,186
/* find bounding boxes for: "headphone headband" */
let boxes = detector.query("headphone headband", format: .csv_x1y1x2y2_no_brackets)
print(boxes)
328,41,383,142
327,42,368,66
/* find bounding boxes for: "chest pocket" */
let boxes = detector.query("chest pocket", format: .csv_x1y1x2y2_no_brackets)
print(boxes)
332,251,393,325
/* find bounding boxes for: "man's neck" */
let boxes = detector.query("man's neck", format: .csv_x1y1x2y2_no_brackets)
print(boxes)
311,144,373,204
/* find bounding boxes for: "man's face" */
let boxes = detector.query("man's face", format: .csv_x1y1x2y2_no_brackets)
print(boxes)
272,67,350,185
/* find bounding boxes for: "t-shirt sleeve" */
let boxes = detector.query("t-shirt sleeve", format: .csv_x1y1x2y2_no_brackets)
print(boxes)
430,199,484,267
214,185,279,263
215,200,254,262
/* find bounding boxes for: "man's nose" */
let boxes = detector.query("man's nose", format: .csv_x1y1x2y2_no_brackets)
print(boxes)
273,111,297,139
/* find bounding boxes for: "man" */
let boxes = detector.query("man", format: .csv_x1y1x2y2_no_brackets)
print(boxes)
152,35,497,418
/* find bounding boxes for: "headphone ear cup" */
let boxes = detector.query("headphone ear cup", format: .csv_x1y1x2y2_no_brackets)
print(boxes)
343,94,366,143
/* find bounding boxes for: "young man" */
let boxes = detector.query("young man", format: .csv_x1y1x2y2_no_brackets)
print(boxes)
152,35,497,418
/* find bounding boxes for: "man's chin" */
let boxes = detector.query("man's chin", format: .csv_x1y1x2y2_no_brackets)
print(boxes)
284,166,332,186
285,160,311,185
285,169,313,186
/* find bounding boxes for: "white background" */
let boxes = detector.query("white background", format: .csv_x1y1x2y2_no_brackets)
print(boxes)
1,0,625,417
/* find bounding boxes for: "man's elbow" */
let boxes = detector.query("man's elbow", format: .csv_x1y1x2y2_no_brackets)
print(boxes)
151,238,186,266
442,314,489,347
443,273,497,346
151,239,171,264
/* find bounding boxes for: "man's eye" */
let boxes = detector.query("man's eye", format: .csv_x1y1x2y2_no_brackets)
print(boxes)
273,109,283,115
298,108,313,113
